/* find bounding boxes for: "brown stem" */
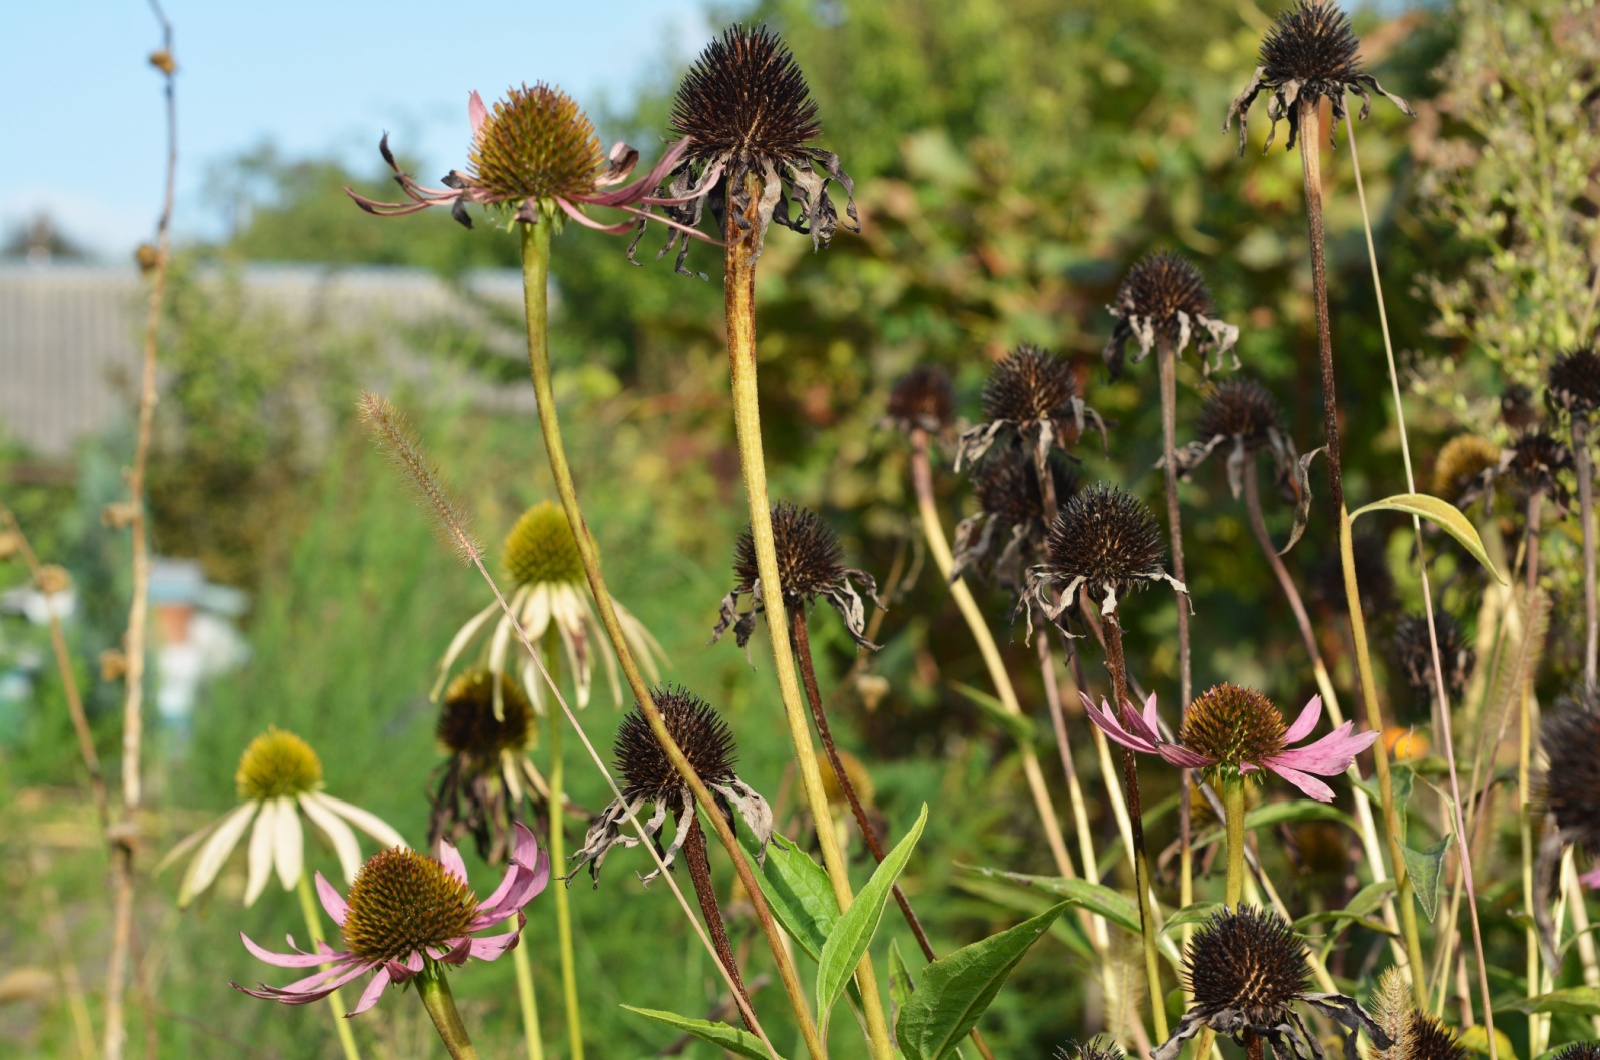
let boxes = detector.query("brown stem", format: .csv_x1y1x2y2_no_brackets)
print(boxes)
1298,98,1344,515
1577,418,1597,691
1156,337,1195,930
1244,1031,1265,1060
682,816,755,1030
1242,462,1322,671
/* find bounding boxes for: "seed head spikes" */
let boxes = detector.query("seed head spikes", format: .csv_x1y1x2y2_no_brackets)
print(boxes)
956,345,1108,471
1548,348,1600,420
885,365,956,436
1104,250,1240,380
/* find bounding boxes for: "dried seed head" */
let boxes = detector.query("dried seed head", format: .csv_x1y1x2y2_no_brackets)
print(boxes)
1548,348,1600,419
1053,1039,1125,1060
466,83,607,206
981,345,1080,426
1258,1,1363,100
1181,684,1288,770
1541,700,1600,856
1506,431,1573,495
733,502,846,603
236,727,323,801
973,449,1080,531
1197,380,1282,450
503,501,586,587
340,848,479,963
1186,906,1311,1024
615,685,738,803
1400,1013,1469,1060
1043,484,1166,600
1502,383,1539,430
886,366,956,434
1552,1045,1600,1060
1113,251,1215,340
671,25,822,168
437,669,534,762
1432,435,1501,502
1392,611,1475,705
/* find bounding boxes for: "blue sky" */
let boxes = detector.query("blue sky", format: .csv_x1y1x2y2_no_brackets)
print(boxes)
2,0,709,258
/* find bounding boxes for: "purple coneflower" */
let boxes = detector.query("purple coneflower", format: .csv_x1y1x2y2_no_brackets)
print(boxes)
235,823,549,1016
1085,683,1377,802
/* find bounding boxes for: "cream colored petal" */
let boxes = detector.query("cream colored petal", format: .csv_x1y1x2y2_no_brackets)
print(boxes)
318,793,408,851
521,654,546,713
158,817,221,877
432,599,500,699
523,582,552,643
553,588,591,708
501,752,525,805
618,602,667,680
273,796,304,892
177,802,256,908
590,605,623,706
300,793,361,884
244,799,277,906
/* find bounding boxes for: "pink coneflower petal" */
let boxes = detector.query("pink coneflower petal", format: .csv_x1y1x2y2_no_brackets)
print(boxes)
468,929,523,961
468,91,488,138
583,139,692,206
476,824,545,916
1271,724,1378,775
1159,744,1216,769
1119,693,1163,745
438,839,468,885
239,933,331,969
241,958,375,1003
316,872,349,926
1266,763,1337,803
345,967,392,1017
1282,695,1323,744
437,937,474,966
1581,865,1600,889
1082,693,1158,754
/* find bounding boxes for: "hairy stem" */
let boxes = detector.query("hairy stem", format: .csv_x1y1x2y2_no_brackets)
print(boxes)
295,871,363,1060
682,816,756,1029
417,971,479,1060
1221,775,1246,908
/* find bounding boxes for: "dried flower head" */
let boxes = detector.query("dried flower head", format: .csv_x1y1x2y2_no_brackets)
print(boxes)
634,24,856,274
1553,1045,1600,1060
1104,251,1240,380
1501,431,1573,509
713,502,882,651
884,366,956,436
571,686,773,884
1502,383,1539,431
1155,905,1388,1059
1053,1039,1125,1060
953,449,1079,590
1548,348,1600,420
957,345,1108,469
1225,0,1414,154
1392,611,1475,708
1432,434,1501,506
1541,697,1600,887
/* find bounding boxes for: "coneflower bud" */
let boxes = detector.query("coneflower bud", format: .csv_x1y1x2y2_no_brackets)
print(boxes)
615,686,739,802
1540,700,1600,864
467,84,608,211
437,670,535,764
885,366,955,436
503,501,586,587
1431,434,1500,504
1392,611,1475,708
1181,685,1288,775
1105,251,1240,380
236,727,323,801
340,848,479,963
1053,1039,1125,1060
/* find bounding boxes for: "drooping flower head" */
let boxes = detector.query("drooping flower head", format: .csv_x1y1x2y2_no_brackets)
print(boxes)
633,24,857,274
158,727,407,908
712,502,882,651
952,448,1079,591
1540,696,1600,888
956,345,1107,469
434,501,665,715
348,84,713,241
429,669,552,866
234,824,548,1017
884,365,956,437
1053,1039,1125,1060
1548,348,1600,421
1154,905,1388,1059
1086,684,1378,802
1391,610,1475,710
1431,434,1501,508
1224,0,1414,154
1104,250,1240,380
570,686,773,885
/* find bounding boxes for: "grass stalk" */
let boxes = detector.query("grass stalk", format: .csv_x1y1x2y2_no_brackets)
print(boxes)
294,871,363,1060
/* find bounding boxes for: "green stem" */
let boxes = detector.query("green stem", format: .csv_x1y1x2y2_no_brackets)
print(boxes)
544,646,583,1060
721,178,890,1060
509,919,544,1060
295,871,362,1060
517,220,814,1059
1221,776,1246,908
417,970,479,1060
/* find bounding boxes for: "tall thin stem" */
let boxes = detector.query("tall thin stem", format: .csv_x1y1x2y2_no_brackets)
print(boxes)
294,871,363,1060
1576,418,1597,690
721,180,890,1060
417,970,480,1060
682,816,755,1028
543,669,583,1060
1521,491,1544,1054
1221,776,1246,907
517,221,813,1059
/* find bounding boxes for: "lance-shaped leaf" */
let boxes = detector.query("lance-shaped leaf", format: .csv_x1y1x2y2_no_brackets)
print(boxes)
620,1006,784,1060
951,681,1037,746
1349,492,1506,584
957,865,1140,935
1399,832,1454,922
740,831,837,960
1506,986,1600,1016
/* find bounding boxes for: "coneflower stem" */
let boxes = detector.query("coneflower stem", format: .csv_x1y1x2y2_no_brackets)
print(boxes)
909,430,1077,880
1221,775,1246,908
417,969,479,1060
1521,490,1544,1054
721,177,891,1060
682,816,755,1028
542,645,583,1060
1098,610,1169,1042
518,220,818,1060
294,871,363,1060
1577,418,1597,690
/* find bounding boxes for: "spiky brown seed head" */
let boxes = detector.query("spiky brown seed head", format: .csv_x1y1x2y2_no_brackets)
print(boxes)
614,686,738,803
1258,1,1364,102
1552,1045,1600,1060
1053,1039,1125,1060
466,84,607,205
1392,611,1475,705
1400,1012,1469,1060
1548,348,1600,418
670,25,821,168
1044,484,1166,598
972,449,1080,530
1502,383,1539,430
340,848,478,963
733,502,846,603
437,669,534,763
1432,435,1501,502
1506,431,1573,491
1182,684,1288,771
1313,535,1394,616
981,345,1080,426
1541,700,1600,855
886,366,956,434
1197,380,1282,450
1186,906,1311,1023
503,501,586,587
1114,251,1215,337
236,727,323,801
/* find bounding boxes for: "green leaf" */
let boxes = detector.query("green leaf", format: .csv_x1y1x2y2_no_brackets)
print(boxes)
1162,902,1226,935
950,681,1036,746
1399,832,1455,922
620,1005,782,1060
1354,764,1415,842
958,866,1140,935
950,876,1093,961
817,804,929,1036
1507,986,1600,1016
1243,800,1357,832
1344,879,1398,919
1349,493,1506,585
1458,1025,1519,1060
889,938,915,1018
897,902,1070,1060
739,832,837,961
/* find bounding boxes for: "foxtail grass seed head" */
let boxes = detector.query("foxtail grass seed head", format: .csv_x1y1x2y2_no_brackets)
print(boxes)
957,345,1108,470
1225,0,1413,155
953,448,1079,590
1392,611,1475,709
1104,250,1240,379
358,393,481,565
1548,347,1600,420
430,669,546,865
236,727,324,801
1432,434,1501,506
571,685,773,884
503,501,586,587
634,23,856,273
1181,684,1288,777
712,502,882,651
885,365,956,436
1540,698,1600,876
1054,1039,1126,1060
1155,905,1388,1059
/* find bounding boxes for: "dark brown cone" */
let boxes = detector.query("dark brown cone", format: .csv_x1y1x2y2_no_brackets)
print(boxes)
732,502,846,602
982,345,1080,426
1114,251,1215,336
1186,906,1311,1024
1403,1012,1469,1060
1043,483,1165,598
1548,348,1600,418
1197,380,1282,450
1552,1044,1600,1060
615,685,738,802
1391,611,1475,708
973,449,1079,531
1259,1,1364,100
1053,1039,1125,1060
1541,698,1600,856
670,24,821,167
886,366,955,434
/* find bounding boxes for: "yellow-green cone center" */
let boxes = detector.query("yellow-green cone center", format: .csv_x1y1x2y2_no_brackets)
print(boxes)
1180,684,1287,771
502,501,586,586
340,848,480,963
438,669,534,761
236,727,323,801
466,83,607,206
